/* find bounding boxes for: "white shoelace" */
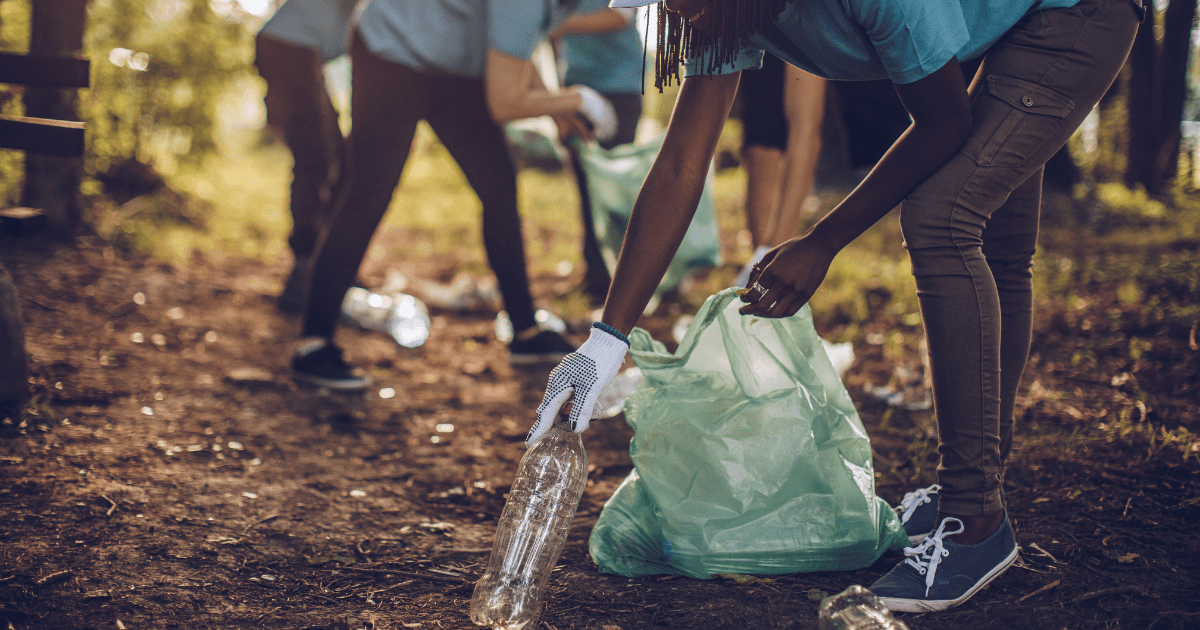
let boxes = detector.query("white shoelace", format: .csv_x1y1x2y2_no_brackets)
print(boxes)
895,483,941,524
902,517,965,596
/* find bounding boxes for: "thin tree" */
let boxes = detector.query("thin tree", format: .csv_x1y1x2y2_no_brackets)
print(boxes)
1126,0,1198,195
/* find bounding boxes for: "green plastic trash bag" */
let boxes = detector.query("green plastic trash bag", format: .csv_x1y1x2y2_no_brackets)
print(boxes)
589,289,908,578
505,118,566,173
573,137,721,308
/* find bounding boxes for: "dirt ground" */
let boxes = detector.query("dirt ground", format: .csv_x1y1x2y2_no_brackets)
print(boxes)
1,225,1198,630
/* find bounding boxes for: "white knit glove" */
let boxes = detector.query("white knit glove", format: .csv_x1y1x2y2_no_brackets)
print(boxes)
574,85,618,144
528,323,630,446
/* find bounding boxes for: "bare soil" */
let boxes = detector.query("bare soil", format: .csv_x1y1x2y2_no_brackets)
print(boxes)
1,228,1197,630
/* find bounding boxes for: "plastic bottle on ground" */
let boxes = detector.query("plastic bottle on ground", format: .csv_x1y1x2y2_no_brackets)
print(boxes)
340,287,431,348
818,585,910,630
493,309,567,344
470,425,588,629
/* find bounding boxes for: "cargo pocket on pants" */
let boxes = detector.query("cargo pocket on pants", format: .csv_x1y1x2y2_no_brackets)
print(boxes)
967,75,1075,168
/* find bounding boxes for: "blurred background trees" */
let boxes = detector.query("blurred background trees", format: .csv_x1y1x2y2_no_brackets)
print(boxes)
0,0,1197,236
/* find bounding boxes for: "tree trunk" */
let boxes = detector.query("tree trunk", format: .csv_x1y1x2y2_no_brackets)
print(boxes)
0,264,29,417
20,0,88,238
1154,0,1197,189
1125,0,1197,195
1125,0,1158,191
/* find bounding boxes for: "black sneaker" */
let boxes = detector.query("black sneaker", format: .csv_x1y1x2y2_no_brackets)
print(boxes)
509,330,575,365
292,338,372,390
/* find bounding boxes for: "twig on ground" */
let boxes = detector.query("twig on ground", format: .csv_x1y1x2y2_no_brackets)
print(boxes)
35,570,72,586
102,495,117,517
242,513,279,534
326,567,465,583
19,295,63,312
1016,579,1061,603
1070,585,1144,605
1028,542,1059,563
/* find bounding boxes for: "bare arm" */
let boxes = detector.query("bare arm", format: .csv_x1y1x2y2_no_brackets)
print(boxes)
552,8,635,37
485,48,584,123
741,58,974,317
602,72,742,335
768,65,825,244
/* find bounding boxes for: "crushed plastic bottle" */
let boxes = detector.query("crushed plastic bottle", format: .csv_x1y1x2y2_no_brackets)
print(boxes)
594,367,643,419
493,309,567,344
818,585,910,630
340,287,431,348
470,424,588,629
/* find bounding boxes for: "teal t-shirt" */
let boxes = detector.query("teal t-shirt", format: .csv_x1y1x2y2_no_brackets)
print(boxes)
684,0,1081,84
358,0,582,78
561,0,645,94
259,0,362,62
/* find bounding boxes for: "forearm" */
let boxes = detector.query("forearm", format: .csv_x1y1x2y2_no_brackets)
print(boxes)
807,61,972,251
486,48,582,123
806,121,963,250
602,73,740,334
553,8,634,36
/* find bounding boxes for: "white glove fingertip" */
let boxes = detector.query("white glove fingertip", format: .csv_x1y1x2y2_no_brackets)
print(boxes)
528,388,573,447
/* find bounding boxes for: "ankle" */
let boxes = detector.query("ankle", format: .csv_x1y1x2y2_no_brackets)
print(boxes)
938,510,1004,546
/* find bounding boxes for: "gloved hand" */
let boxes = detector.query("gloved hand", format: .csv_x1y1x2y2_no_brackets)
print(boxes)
574,85,618,144
527,323,630,447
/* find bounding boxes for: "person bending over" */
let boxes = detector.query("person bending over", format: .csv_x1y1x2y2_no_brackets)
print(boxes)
530,0,1140,613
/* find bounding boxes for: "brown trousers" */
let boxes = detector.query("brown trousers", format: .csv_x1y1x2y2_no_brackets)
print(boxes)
900,0,1140,515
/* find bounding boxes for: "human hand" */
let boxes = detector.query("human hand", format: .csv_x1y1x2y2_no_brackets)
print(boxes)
528,323,630,447
553,111,593,142
574,85,618,144
738,235,838,318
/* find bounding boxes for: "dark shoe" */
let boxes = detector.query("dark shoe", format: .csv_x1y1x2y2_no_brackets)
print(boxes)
291,338,372,390
895,484,941,544
870,514,1018,613
278,255,311,314
509,330,575,365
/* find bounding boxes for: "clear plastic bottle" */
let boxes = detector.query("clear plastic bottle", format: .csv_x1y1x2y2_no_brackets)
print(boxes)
818,585,910,630
470,425,588,629
340,287,431,348
493,309,567,344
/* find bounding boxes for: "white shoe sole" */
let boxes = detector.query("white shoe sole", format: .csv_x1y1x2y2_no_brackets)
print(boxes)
879,543,1019,613
292,370,372,391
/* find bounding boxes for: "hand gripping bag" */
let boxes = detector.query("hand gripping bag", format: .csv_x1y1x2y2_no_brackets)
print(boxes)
572,137,721,309
589,289,908,578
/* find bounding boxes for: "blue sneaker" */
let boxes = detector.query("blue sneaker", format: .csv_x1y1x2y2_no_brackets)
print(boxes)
870,515,1018,613
895,484,941,544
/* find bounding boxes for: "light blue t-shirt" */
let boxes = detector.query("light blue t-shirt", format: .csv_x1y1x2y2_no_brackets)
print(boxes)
259,0,362,63
685,0,1081,84
561,0,645,94
358,0,582,78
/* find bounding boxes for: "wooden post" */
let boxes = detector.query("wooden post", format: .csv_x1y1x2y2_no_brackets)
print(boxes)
20,0,88,238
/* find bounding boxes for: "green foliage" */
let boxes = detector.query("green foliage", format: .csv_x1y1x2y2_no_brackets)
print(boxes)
82,0,254,178
0,0,31,206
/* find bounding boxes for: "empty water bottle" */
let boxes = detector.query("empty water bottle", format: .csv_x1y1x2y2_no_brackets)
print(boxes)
493,309,567,344
818,585,909,630
470,424,588,629
340,287,431,348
